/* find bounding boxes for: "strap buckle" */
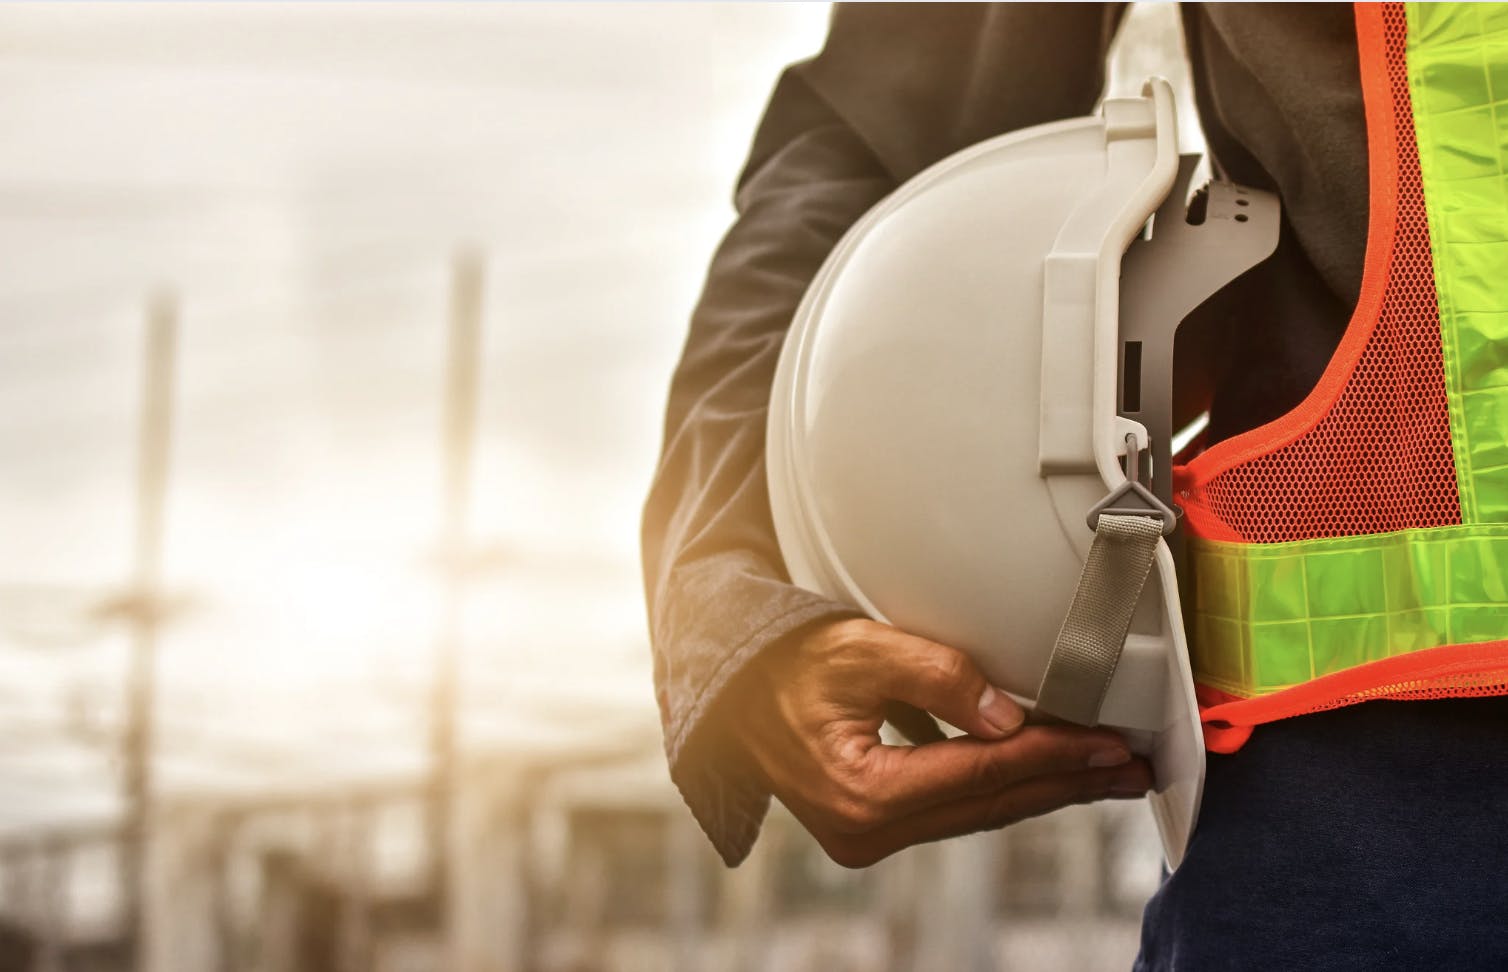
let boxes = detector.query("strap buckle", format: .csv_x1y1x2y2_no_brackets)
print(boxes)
1086,433,1179,536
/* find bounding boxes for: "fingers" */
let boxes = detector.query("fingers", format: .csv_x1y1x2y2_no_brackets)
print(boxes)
814,758,1155,869
761,618,1155,871
838,622,1025,740
855,723,1135,822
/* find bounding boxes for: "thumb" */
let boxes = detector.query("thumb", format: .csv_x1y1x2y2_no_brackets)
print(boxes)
867,628,1027,740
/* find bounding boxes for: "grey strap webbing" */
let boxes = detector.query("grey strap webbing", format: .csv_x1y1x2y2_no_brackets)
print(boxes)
1035,512,1163,726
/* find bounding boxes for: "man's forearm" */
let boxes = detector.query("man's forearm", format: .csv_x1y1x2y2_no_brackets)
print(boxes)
641,64,893,863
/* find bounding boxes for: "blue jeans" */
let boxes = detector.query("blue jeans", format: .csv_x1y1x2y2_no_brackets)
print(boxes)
1135,696,1508,970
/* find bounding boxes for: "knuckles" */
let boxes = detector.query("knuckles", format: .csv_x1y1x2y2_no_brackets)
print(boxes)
800,618,981,700
803,617,882,661
916,649,972,692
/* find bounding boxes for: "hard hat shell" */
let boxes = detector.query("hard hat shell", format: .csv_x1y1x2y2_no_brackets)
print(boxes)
766,80,1277,867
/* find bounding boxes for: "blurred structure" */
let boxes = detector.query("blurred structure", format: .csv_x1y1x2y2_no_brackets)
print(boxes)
0,4,1196,970
0,741,1159,972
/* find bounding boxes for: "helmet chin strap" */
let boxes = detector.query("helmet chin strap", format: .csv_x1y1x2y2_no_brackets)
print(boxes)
1036,509,1165,726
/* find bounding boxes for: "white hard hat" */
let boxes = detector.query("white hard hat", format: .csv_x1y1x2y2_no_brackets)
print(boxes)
766,79,1279,866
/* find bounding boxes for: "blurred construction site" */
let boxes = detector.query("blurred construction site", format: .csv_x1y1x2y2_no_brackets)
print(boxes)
0,4,1196,970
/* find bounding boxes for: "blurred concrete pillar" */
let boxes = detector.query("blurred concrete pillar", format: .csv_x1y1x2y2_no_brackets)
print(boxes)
451,771,530,972
1058,806,1102,917
257,848,341,972
123,292,179,969
878,845,921,972
721,825,771,972
334,804,374,972
143,804,223,972
666,812,704,972
430,247,485,972
913,833,998,972
31,846,63,972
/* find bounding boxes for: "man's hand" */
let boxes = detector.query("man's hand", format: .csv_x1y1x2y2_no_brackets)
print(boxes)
723,617,1154,868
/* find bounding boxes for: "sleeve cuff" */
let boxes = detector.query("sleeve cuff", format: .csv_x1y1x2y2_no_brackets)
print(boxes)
663,597,861,866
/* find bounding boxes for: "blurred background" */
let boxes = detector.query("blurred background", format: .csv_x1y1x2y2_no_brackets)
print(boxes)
0,4,1197,970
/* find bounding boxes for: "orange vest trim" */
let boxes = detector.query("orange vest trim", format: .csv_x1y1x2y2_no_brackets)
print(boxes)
1174,2,1508,749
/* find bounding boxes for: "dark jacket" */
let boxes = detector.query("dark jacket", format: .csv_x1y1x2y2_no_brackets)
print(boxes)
642,2,1362,866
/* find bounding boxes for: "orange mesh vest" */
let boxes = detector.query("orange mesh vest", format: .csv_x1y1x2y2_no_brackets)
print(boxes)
1175,2,1508,752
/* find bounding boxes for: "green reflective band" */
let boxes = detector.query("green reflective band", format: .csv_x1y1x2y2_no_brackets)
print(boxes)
1189,7,1508,701
1189,525,1508,697
1407,3,1508,522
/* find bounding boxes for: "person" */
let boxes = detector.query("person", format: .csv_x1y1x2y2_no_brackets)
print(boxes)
641,4,1508,967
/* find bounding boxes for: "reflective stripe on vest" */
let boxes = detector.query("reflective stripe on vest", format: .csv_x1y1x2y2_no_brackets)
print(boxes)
1174,2,1508,751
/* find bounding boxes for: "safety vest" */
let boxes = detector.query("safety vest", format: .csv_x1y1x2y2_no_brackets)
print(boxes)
1176,1,1508,752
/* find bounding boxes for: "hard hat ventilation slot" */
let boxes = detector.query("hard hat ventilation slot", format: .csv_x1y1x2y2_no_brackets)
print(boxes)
1122,341,1143,414
1184,185,1209,226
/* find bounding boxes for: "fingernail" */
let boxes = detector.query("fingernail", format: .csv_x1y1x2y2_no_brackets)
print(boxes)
1087,747,1131,769
977,685,1025,736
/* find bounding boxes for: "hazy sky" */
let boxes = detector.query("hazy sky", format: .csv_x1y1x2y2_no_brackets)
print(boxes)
0,3,832,828
0,2,1202,833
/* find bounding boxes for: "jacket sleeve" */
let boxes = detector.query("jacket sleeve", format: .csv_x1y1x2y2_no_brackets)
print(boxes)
641,2,1124,866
